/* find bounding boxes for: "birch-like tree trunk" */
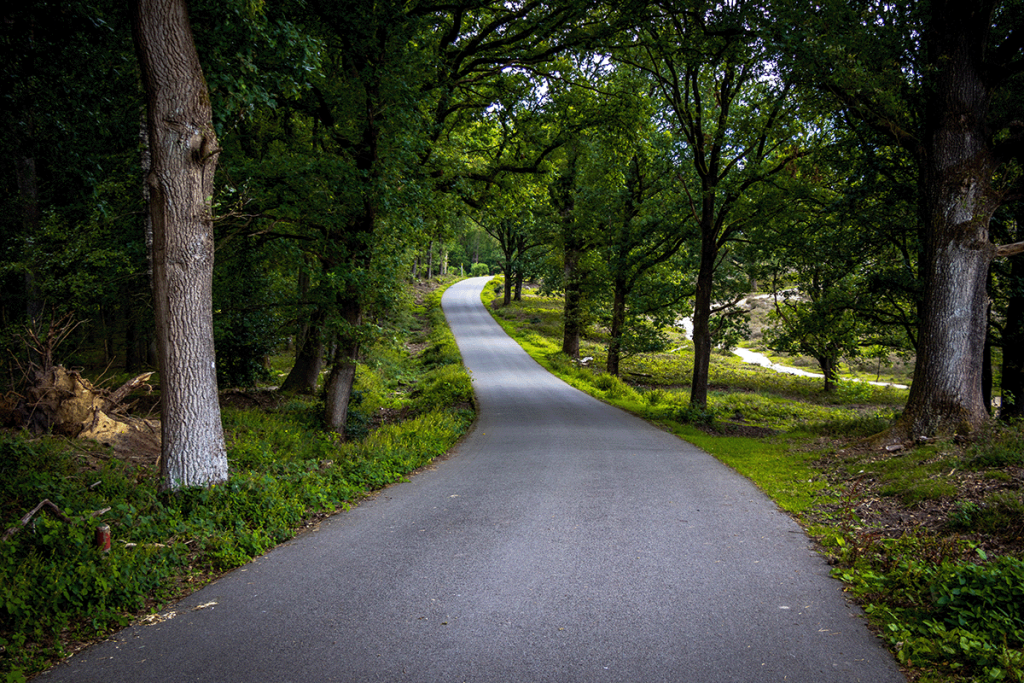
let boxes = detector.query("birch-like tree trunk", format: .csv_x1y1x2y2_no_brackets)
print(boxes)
132,0,228,489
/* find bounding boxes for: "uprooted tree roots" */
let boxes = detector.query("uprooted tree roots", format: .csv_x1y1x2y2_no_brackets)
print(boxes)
1,312,157,444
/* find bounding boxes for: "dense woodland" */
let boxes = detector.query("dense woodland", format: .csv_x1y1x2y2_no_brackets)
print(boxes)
2,0,1023,490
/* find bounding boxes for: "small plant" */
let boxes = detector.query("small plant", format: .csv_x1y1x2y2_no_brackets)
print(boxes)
643,388,668,406
412,365,473,412
946,500,981,531
673,404,717,425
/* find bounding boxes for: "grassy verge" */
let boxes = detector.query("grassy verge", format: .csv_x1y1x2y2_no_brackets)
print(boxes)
0,277,473,680
483,279,1023,683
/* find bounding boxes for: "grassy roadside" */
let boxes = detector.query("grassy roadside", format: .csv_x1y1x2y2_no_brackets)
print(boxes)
0,277,474,680
482,278,1024,683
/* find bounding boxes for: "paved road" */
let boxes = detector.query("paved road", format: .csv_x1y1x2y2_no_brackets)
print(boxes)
39,277,904,683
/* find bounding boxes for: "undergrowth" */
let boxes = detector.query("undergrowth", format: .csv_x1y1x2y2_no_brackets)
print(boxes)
0,278,473,679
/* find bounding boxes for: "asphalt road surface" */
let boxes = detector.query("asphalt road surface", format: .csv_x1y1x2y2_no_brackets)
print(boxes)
39,277,905,683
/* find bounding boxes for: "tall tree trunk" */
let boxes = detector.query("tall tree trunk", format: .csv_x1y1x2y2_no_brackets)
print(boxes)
324,297,361,438
893,1,997,439
562,246,582,358
139,113,154,284
817,355,838,393
502,253,513,306
606,283,627,376
280,308,325,394
689,218,717,408
132,0,227,489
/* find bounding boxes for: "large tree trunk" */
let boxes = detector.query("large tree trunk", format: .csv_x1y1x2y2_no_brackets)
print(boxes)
817,354,839,394
502,252,514,306
280,308,325,394
892,1,998,439
324,297,361,438
132,0,228,489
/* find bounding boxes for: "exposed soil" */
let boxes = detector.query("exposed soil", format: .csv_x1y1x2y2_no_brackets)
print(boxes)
809,438,1024,561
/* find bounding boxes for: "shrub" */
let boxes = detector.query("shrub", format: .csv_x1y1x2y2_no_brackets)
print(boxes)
674,404,717,425
470,263,490,277
413,365,473,412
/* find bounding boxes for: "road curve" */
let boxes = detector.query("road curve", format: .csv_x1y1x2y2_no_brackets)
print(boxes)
38,277,904,683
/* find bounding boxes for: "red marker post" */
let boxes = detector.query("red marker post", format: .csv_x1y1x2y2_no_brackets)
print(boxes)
95,524,111,553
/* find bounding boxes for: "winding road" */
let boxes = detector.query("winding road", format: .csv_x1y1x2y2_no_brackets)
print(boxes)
39,277,904,683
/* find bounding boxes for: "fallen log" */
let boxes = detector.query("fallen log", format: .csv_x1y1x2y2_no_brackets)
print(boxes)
1,499,71,541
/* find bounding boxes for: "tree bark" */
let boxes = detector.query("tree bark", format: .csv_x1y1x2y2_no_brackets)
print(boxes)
550,150,585,358
502,255,514,306
606,283,627,377
892,0,998,438
132,0,228,489
324,297,361,438
562,246,583,358
280,308,325,394
817,355,838,394
689,216,717,408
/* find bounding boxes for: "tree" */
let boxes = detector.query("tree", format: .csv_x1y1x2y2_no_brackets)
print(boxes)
473,175,548,306
620,1,808,407
0,1,151,373
778,0,1024,438
548,146,595,358
132,0,228,488
592,147,691,375
755,126,919,392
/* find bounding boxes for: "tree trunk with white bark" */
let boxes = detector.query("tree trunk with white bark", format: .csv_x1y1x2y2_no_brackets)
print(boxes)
132,0,228,489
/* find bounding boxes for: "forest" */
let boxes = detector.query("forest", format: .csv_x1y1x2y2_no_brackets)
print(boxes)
1,1,1024,679
2,0,1023,482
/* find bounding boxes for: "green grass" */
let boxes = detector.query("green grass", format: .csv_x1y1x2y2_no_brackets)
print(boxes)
671,426,835,513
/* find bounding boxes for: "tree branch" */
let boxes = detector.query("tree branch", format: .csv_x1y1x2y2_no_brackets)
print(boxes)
995,240,1024,258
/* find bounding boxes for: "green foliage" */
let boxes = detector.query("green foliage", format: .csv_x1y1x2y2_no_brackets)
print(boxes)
417,299,463,370
212,237,283,388
413,365,473,412
833,536,1024,682
470,263,491,277
962,425,1024,470
855,448,959,506
590,373,641,401
798,411,894,438
672,404,718,425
